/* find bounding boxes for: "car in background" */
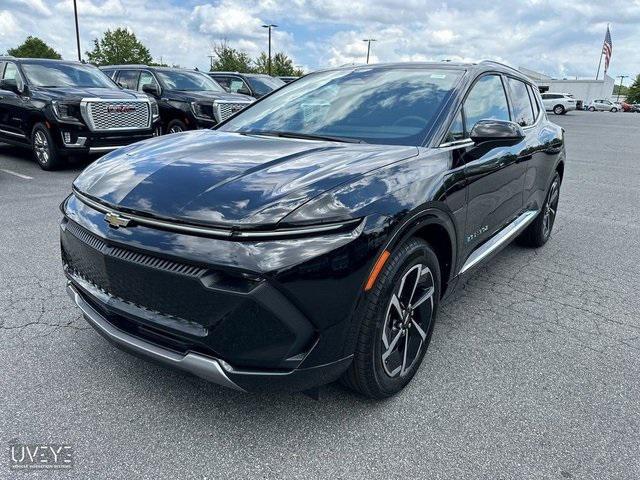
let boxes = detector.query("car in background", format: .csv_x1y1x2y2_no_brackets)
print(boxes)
102,65,253,134
540,92,576,115
278,76,300,84
0,56,160,170
62,61,565,398
587,99,619,112
208,72,285,99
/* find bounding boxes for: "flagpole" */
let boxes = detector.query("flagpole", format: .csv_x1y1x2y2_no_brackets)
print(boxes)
595,51,603,81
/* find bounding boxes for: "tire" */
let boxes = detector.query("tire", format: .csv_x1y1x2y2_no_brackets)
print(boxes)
588,106,596,112
517,172,561,248
166,119,187,134
611,107,618,112
31,123,64,171
341,238,441,399
553,105,565,115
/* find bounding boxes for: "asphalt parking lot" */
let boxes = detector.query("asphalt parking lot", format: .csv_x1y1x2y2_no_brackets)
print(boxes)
1,110,639,479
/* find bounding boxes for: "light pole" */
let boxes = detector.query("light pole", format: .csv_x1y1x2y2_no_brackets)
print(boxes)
73,0,81,61
616,75,628,102
362,38,376,64
262,24,278,76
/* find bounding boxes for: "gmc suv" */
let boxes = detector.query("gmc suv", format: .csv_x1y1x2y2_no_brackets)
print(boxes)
0,57,160,170
101,66,254,134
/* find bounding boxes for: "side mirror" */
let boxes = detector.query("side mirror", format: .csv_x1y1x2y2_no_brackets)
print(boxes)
0,78,22,94
142,83,160,96
469,119,525,145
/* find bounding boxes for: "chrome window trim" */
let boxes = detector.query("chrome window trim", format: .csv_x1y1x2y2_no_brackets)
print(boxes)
72,189,363,239
80,97,153,132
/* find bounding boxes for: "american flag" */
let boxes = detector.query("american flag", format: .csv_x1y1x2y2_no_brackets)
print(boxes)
602,26,613,73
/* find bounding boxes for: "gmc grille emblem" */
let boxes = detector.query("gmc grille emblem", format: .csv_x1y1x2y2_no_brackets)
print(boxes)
105,212,131,229
107,105,136,114
230,105,243,113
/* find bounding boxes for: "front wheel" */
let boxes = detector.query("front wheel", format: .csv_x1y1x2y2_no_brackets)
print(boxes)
517,172,561,247
588,106,596,112
166,119,187,134
31,123,64,171
341,238,440,398
611,107,618,112
553,105,565,115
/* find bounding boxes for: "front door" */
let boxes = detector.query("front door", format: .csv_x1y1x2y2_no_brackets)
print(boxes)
0,62,29,142
459,74,527,257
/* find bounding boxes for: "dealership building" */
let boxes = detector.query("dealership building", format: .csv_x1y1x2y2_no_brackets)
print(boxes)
518,67,616,105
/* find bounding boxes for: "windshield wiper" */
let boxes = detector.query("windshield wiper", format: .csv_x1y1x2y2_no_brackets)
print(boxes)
238,130,366,144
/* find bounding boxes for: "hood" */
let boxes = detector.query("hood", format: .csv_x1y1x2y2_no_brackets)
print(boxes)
73,130,418,227
31,86,144,102
165,90,253,103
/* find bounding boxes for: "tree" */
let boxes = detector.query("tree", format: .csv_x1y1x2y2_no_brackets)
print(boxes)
210,41,254,72
625,74,640,104
7,36,61,59
86,28,152,66
254,51,303,76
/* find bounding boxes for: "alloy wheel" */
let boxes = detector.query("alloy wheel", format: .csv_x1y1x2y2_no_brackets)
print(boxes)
543,178,560,238
381,263,435,378
169,125,183,133
33,130,50,165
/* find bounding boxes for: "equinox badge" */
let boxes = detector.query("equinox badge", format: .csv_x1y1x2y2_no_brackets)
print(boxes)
105,212,131,229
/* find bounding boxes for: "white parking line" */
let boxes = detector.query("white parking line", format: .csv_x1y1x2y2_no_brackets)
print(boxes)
0,168,33,180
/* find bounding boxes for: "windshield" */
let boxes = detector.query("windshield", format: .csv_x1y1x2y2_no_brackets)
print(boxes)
21,63,116,88
220,67,462,146
246,75,285,96
156,70,224,92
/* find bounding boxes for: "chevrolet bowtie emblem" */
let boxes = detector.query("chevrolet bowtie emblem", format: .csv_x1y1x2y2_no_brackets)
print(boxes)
105,212,131,229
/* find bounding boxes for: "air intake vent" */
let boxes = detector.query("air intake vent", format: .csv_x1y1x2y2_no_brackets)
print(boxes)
66,221,107,251
110,246,206,277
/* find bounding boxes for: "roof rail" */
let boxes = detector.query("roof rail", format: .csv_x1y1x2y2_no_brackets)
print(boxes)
480,60,519,72
99,64,150,69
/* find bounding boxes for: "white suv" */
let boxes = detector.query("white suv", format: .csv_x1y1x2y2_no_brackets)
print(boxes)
541,92,576,115
587,99,619,112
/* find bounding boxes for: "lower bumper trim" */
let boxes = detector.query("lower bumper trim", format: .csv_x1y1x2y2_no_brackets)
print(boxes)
89,146,121,153
66,282,246,392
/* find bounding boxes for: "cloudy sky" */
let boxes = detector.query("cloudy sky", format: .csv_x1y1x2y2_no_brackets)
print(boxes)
1,0,638,81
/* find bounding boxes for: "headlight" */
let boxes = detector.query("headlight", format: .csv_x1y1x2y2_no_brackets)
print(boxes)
149,98,160,119
190,101,214,120
52,101,82,122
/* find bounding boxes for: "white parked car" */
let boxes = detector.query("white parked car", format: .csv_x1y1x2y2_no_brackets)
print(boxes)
587,99,619,112
540,92,576,115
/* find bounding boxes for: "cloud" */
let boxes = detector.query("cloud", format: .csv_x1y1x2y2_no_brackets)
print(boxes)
0,0,638,79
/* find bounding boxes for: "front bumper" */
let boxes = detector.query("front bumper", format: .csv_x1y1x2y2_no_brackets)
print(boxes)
67,282,351,392
60,194,388,392
53,121,161,155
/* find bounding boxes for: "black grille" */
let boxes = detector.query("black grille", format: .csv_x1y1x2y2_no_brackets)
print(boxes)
66,220,205,278
66,221,106,251
110,247,206,277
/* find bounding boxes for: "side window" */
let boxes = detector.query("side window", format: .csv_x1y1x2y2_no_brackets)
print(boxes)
464,75,510,131
541,94,549,100
213,76,231,89
116,70,139,90
137,71,158,91
444,110,465,143
101,69,115,79
2,62,24,90
506,77,534,127
228,77,250,94
528,85,541,119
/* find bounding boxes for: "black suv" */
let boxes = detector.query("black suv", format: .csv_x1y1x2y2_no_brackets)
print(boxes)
208,72,285,99
0,57,160,170
62,61,565,398
101,66,253,134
